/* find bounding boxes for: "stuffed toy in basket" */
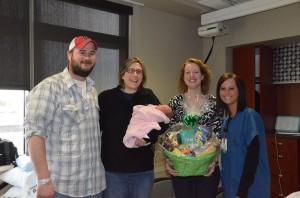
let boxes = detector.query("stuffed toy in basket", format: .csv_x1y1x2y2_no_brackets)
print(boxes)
159,115,220,176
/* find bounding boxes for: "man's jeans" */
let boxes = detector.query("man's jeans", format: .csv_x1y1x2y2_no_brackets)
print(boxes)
54,192,102,198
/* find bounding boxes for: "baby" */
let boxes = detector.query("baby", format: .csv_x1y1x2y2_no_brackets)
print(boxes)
155,104,173,119
123,104,173,148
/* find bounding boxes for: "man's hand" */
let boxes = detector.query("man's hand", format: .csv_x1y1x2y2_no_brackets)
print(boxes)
36,181,55,198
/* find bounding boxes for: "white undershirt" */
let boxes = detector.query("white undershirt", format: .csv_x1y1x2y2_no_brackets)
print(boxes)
74,79,87,99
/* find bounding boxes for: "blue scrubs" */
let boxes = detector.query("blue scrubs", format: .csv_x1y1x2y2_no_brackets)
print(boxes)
220,107,270,198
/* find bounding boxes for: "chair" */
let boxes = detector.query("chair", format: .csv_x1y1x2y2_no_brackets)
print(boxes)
150,177,174,198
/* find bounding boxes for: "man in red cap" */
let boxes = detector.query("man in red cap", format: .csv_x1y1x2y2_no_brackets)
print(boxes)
68,36,98,80
24,36,106,198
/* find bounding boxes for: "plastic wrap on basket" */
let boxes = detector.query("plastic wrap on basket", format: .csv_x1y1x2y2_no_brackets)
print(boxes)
159,120,220,176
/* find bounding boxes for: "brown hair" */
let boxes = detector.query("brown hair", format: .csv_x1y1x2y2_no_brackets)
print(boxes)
119,57,147,88
177,58,211,94
216,73,246,116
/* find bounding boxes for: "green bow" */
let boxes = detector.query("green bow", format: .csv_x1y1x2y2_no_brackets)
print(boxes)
181,114,199,127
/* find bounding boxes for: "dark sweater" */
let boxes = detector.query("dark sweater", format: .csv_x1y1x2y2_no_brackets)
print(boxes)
98,86,168,172
237,135,259,197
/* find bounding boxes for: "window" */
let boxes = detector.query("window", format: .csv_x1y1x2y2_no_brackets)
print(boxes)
0,90,28,155
0,0,132,154
0,0,29,90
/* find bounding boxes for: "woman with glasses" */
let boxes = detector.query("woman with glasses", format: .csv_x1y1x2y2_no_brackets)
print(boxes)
98,57,169,198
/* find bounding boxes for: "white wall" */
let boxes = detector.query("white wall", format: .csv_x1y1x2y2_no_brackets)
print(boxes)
128,6,202,104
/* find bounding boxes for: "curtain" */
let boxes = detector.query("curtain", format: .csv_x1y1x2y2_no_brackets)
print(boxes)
0,0,132,93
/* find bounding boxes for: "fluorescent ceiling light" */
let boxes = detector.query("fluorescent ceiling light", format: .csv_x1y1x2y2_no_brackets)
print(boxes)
201,0,300,25
198,0,254,9
120,0,144,7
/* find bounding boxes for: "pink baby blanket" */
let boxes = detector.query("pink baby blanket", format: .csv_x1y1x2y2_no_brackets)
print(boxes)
123,105,170,148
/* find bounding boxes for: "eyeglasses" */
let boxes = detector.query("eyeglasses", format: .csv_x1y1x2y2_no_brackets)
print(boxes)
127,68,143,75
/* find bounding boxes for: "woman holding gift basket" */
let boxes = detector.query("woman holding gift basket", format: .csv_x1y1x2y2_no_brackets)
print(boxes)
216,73,270,198
164,58,223,198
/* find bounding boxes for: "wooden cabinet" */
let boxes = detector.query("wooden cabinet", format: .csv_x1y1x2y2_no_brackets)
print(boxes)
233,45,277,134
233,45,300,197
266,135,300,197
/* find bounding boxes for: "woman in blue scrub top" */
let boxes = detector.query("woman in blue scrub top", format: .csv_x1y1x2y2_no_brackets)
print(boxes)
216,73,270,198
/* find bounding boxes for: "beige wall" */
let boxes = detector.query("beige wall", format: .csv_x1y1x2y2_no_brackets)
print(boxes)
111,1,300,179
127,3,300,102
203,3,300,93
128,6,202,104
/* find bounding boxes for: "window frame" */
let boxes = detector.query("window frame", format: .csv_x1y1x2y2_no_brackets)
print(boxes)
33,0,132,86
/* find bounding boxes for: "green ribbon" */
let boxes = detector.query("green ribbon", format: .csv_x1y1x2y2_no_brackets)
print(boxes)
181,114,199,128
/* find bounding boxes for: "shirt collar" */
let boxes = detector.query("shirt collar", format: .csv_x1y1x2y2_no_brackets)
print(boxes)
62,67,95,90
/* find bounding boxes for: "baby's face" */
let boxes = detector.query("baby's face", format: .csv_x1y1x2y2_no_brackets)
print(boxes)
156,105,173,118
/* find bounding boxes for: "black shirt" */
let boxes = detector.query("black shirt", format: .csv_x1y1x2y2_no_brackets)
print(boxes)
98,86,168,172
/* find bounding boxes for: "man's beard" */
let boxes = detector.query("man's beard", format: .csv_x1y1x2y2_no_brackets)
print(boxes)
70,60,95,77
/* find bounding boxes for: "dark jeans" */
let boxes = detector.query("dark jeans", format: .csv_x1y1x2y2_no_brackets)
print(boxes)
172,165,221,198
102,170,154,198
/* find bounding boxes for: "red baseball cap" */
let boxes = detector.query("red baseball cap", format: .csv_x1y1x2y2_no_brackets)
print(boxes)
69,36,98,51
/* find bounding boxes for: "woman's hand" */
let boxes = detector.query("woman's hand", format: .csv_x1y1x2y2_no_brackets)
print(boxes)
135,138,150,147
204,154,219,177
165,159,178,176
204,161,216,177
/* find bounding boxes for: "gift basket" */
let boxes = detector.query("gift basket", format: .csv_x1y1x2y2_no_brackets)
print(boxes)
159,96,220,176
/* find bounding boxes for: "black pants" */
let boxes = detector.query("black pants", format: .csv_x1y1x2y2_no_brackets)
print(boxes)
172,166,220,198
